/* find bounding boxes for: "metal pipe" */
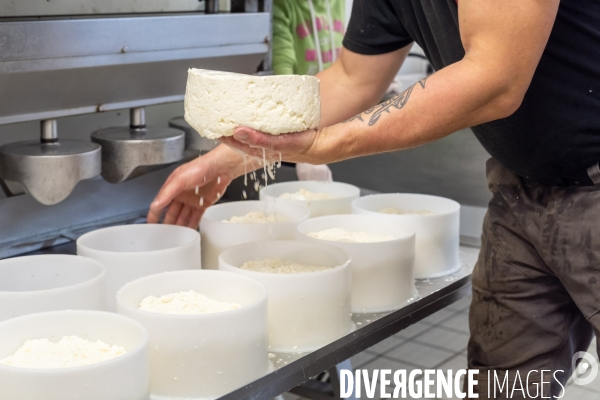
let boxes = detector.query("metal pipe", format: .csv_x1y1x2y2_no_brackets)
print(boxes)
130,107,146,128
206,0,219,14
40,119,58,143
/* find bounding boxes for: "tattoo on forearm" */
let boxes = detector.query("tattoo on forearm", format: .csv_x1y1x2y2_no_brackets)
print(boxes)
343,76,429,126
341,114,364,123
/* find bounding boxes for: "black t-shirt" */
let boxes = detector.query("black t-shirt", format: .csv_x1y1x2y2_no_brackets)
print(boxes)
343,0,600,186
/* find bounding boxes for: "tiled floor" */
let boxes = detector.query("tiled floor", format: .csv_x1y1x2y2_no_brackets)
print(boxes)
347,295,600,400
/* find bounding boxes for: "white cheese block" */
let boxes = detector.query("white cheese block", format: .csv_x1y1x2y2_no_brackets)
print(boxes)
184,69,321,139
0,336,126,369
139,290,241,315
307,228,396,243
240,258,334,274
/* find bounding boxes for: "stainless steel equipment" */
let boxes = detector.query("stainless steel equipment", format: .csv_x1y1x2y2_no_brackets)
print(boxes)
169,116,219,155
91,108,185,183
206,0,220,14
0,1,273,255
0,120,101,205
0,13,270,126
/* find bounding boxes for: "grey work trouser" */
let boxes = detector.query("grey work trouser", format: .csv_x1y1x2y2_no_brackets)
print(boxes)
468,158,600,399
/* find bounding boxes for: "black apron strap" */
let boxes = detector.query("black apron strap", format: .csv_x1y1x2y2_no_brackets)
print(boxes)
587,163,600,186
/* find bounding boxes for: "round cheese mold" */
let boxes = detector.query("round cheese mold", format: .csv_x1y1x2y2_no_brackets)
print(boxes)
352,193,461,279
260,181,360,217
0,255,106,322
117,270,268,400
297,215,417,313
77,224,201,311
200,200,309,270
219,240,352,353
0,310,149,400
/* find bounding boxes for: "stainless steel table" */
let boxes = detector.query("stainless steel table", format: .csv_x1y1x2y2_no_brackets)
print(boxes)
24,240,479,400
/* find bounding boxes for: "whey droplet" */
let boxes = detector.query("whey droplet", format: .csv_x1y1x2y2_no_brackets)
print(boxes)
199,197,204,206
195,186,199,196
262,148,268,188
244,155,248,186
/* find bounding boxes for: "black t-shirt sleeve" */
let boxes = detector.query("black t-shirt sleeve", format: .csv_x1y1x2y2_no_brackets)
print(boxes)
343,0,413,55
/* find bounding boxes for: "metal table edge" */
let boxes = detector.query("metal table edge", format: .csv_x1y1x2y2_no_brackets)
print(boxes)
217,275,473,400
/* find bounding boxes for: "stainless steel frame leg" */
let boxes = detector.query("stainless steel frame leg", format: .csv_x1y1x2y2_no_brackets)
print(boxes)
333,360,356,400
288,360,356,400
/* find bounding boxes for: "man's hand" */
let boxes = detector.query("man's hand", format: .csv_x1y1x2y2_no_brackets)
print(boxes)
147,145,248,227
219,127,318,164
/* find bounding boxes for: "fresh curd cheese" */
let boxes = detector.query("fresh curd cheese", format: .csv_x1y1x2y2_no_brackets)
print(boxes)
139,290,241,315
307,228,396,243
379,207,434,215
240,258,334,274
222,211,287,224
0,336,126,369
279,188,336,201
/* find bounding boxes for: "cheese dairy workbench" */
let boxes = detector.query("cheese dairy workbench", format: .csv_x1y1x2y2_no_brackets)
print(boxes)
1,161,484,399
8,226,479,400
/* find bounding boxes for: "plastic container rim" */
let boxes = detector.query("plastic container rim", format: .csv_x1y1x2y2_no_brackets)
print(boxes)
218,240,353,279
0,255,106,297
352,193,461,218
76,224,200,256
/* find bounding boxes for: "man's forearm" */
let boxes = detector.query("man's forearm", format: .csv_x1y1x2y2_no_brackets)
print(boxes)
308,0,558,165
311,59,521,164
315,46,411,128
315,63,380,128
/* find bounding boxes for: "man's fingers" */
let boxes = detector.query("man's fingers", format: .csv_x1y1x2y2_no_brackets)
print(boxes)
146,206,162,224
163,201,184,225
232,127,315,156
187,209,204,229
149,176,184,214
148,169,188,224
219,137,265,158
233,127,274,149
149,162,208,218
175,205,192,227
